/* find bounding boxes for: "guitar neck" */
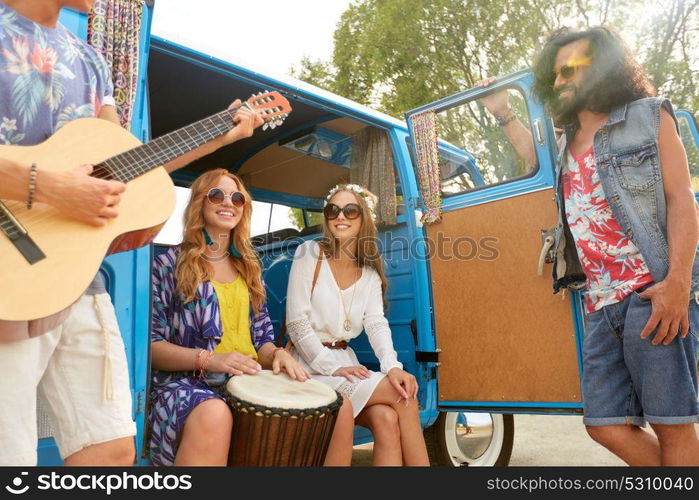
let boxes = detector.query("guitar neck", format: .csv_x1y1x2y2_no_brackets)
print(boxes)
98,106,242,182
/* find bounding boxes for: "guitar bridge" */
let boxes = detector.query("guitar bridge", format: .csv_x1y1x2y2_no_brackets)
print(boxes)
0,200,46,264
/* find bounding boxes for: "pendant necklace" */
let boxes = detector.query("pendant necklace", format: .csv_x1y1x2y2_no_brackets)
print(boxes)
335,260,360,332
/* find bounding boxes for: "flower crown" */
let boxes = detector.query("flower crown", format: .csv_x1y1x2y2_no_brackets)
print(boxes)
325,183,377,219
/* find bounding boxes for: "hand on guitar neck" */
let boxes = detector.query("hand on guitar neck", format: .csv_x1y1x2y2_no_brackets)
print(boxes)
0,97,266,227
157,98,265,175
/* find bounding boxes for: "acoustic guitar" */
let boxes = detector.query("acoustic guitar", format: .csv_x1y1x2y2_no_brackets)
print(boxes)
0,91,291,340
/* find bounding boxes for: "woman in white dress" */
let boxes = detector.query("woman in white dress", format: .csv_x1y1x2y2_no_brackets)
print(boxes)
285,184,429,466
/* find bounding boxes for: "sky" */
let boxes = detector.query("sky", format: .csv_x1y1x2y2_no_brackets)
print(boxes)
151,0,351,77
151,0,352,244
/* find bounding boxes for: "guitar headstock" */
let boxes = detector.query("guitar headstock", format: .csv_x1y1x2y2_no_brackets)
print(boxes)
246,91,292,131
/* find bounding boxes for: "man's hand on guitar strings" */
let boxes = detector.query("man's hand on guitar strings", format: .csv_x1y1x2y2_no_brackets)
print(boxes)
221,99,265,145
36,164,126,227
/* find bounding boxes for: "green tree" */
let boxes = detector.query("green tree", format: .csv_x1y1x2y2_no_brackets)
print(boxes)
292,0,696,118
288,208,304,230
291,0,698,188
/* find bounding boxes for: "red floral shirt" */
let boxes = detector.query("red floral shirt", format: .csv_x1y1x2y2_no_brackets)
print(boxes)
563,147,653,313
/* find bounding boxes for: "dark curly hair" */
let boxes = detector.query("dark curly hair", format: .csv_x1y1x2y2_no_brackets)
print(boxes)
532,26,655,128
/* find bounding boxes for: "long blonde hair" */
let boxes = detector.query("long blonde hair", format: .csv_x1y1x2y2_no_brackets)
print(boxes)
175,169,266,313
319,187,388,300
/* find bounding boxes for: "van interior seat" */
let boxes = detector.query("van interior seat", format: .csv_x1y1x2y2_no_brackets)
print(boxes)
251,227,300,247
258,237,319,341
299,224,322,236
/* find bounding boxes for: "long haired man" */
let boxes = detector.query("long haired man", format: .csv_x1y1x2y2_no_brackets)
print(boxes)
532,27,698,465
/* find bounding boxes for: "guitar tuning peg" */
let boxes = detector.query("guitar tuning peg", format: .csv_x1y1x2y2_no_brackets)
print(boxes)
262,123,269,131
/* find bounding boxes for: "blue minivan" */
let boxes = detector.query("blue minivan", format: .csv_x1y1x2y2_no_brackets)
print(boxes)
37,5,699,466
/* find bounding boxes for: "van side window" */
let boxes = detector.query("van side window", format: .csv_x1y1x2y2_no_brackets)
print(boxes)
154,186,191,245
304,209,324,228
251,202,300,246
436,87,538,197
677,114,698,191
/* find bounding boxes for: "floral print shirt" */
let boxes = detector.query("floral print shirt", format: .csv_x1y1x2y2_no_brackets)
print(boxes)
0,1,114,146
563,147,654,313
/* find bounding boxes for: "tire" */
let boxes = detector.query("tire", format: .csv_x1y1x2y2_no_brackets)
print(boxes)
425,412,514,466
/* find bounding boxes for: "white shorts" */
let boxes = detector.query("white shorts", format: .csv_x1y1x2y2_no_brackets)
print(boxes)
0,293,136,465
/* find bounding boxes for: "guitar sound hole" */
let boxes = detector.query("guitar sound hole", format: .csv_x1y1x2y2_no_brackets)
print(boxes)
91,164,116,181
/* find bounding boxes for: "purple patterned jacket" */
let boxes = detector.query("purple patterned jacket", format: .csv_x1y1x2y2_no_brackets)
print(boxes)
150,246,276,387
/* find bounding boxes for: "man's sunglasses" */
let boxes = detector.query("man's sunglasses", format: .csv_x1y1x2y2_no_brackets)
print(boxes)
323,203,362,220
553,57,591,80
206,188,245,207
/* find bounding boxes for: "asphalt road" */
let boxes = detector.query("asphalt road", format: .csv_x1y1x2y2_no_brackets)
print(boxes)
351,415,699,466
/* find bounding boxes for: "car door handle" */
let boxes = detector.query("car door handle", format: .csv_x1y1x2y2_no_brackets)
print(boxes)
537,235,555,276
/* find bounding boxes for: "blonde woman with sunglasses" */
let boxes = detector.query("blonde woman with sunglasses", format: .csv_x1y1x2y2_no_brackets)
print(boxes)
285,184,429,466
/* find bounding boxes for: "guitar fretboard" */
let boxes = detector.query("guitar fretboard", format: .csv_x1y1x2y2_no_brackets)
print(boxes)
99,106,241,183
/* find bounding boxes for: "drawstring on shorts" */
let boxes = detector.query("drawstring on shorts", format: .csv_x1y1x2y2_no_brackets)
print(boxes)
93,295,114,401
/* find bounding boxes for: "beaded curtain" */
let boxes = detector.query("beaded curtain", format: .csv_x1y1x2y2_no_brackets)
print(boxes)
350,128,397,225
88,0,144,130
411,111,442,224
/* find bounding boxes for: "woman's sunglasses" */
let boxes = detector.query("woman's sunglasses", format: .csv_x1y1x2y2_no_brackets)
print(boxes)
206,188,245,207
323,203,362,220
553,57,591,80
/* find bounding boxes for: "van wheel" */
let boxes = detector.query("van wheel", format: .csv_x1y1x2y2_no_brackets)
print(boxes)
425,412,514,466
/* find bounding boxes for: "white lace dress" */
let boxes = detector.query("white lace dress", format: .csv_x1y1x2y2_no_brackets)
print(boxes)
285,240,403,417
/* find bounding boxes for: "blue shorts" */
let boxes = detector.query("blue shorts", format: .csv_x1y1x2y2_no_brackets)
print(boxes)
582,289,699,427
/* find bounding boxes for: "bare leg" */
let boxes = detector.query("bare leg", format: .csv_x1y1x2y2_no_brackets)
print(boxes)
364,378,429,466
651,423,699,466
64,437,135,466
324,396,354,466
356,404,402,466
175,398,232,466
585,425,661,466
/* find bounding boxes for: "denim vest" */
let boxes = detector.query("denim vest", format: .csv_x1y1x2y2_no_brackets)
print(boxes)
551,97,699,297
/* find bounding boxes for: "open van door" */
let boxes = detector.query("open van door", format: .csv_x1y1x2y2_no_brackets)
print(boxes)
405,71,585,416
675,110,698,199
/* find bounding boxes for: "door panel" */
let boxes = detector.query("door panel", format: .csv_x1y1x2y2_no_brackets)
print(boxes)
427,189,581,403
406,71,583,410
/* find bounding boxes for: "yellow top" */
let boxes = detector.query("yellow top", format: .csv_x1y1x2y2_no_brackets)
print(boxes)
212,276,256,360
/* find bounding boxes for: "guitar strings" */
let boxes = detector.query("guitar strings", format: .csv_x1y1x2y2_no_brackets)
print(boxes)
92,100,283,181
15,128,348,227
12,117,232,226
12,103,287,226
93,109,238,181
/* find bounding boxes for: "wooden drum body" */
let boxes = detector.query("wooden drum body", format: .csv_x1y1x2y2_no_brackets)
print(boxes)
222,370,342,466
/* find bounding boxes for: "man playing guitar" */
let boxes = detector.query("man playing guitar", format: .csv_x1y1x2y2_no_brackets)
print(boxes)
0,0,263,466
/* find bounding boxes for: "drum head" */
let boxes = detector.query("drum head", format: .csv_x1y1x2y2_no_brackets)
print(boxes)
226,370,337,409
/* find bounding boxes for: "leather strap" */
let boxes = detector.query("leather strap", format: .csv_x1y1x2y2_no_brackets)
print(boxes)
276,247,324,347
311,249,323,295
322,340,348,350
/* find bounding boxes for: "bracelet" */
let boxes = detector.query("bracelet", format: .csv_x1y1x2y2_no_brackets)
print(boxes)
494,109,515,127
194,348,206,375
27,163,37,209
199,350,215,378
